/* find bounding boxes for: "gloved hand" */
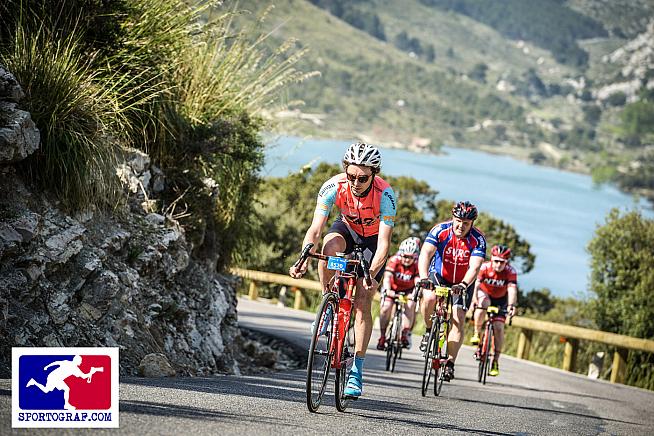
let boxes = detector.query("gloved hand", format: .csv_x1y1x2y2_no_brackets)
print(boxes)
451,281,468,295
417,278,433,290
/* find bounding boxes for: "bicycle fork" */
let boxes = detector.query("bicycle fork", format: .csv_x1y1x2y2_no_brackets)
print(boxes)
331,298,353,369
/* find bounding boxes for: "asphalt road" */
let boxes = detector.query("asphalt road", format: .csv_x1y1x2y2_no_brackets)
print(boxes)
1,297,653,435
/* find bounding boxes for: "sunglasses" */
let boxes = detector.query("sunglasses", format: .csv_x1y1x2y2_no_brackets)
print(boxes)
492,259,507,264
401,255,415,260
346,172,372,184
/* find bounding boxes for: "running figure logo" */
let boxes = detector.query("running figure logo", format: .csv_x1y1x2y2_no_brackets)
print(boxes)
24,355,104,410
18,353,111,410
13,347,119,428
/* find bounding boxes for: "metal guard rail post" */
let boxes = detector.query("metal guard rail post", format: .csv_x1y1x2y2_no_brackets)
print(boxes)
231,267,654,384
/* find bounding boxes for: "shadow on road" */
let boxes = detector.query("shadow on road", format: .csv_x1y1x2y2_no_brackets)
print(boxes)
120,399,308,429
349,408,512,435
453,397,642,426
484,380,619,401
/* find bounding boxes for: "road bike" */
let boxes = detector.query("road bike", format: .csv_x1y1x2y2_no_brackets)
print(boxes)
381,291,409,373
474,305,512,385
415,282,452,397
293,243,371,413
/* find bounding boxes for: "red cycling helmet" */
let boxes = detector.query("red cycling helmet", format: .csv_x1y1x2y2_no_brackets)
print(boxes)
452,201,478,220
491,244,512,260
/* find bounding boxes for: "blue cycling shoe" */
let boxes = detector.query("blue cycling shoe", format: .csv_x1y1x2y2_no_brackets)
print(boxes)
343,371,363,398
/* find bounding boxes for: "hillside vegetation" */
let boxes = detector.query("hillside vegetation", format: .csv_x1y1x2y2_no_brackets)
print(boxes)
233,0,654,202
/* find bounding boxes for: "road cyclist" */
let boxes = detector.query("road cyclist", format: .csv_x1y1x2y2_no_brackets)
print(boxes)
377,237,421,351
471,244,518,377
417,201,487,382
289,142,397,399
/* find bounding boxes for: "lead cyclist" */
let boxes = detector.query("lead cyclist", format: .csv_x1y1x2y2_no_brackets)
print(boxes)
289,142,397,398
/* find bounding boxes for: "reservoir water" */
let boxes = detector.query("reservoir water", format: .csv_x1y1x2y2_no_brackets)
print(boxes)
263,136,653,298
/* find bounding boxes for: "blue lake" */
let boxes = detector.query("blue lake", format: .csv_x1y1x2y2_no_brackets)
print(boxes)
263,136,653,298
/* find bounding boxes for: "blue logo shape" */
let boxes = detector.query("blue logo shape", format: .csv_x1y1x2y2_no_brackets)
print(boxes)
19,355,73,410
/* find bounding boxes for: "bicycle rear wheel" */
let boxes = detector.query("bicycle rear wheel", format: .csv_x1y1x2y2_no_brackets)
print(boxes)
477,328,487,383
434,320,448,396
421,320,439,397
390,309,402,372
335,306,355,412
482,326,494,385
306,293,337,412
385,316,394,371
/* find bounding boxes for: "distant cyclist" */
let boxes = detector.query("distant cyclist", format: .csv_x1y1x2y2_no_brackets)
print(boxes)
377,237,421,350
289,142,397,398
470,244,518,376
417,201,486,382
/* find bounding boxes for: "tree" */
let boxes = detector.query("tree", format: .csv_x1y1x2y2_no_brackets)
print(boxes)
425,44,436,62
469,62,488,84
588,209,654,389
249,165,535,277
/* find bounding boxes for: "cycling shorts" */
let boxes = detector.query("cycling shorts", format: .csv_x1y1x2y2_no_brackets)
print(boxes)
476,289,508,323
327,219,386,283
428,272,475,311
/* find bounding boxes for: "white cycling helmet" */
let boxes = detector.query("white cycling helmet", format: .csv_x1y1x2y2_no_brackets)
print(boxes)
398,237,420,256
343,142,382,172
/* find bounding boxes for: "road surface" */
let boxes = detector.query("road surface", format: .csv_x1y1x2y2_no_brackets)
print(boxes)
1,297,652,435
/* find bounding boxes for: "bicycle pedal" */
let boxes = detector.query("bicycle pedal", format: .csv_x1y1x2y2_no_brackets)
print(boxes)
342,395,359,401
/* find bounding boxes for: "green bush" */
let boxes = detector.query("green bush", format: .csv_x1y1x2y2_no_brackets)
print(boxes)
2,24,137,209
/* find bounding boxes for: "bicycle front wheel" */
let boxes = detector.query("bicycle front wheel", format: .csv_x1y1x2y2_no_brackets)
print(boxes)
335,305,355,412
482,325,494,385
434,320,448,396
390,309,403,372
477,329,486,383
306,293,338,412
421,320,439,397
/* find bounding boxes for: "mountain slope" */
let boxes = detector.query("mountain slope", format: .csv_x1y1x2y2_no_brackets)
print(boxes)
231,0,531,149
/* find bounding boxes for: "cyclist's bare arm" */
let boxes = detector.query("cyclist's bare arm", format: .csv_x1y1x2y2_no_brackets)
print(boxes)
289,212,328,278
418,242,436,280
366,222,393,289
382,270,393,294
461,255,484,287
507,283,518,315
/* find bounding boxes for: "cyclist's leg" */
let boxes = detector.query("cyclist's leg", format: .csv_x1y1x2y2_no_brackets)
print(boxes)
403,298,415,331
379,294,393,337
447,281,475,363
318,221,352,292
353,276,376,356
491,295,509,363
473,290,490,343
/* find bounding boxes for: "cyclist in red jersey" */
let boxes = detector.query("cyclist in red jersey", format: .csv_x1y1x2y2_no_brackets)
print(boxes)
377,237,421,350
289,142,397,398
470,244,518,376
417,201,486,382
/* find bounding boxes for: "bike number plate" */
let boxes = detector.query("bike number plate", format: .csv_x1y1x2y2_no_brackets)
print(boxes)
327,256,347,271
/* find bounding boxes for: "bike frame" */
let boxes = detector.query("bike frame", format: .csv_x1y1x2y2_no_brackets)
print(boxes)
330,271,357,370
430,286,452,368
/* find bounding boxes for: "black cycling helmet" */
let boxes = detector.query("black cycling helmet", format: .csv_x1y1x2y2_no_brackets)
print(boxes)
452,201,478,220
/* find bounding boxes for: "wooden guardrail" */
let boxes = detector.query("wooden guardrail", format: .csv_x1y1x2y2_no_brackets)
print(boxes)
230,267,654,385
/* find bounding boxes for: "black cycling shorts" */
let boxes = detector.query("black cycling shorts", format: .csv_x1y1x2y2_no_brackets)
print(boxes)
326,218,386,283
428,272,475,311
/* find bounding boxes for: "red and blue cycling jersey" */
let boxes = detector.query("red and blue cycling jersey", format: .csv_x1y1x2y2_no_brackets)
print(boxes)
424,220,487,284
315,173,396,237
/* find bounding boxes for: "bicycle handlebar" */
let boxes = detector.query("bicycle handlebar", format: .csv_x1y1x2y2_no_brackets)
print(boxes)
472,304,514,325
293,243,372,287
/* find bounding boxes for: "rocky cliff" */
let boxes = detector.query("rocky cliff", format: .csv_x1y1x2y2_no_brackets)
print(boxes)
0,66,279,378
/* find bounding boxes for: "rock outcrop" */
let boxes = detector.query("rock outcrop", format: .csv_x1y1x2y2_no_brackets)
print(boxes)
0,65,261,377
